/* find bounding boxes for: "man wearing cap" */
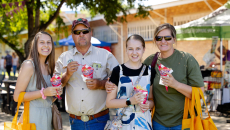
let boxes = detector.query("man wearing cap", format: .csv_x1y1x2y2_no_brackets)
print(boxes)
54,18,119,129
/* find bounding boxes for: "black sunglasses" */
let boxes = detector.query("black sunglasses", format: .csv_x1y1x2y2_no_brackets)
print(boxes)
73,29,90,35
155,36,173,41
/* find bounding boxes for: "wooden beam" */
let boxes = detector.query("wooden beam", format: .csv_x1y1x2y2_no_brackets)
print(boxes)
212,0,224,6
102,19,122,39
148,16,158,26
109,25,121,27
165,8,167,23
152,11,166,20
108,25,122,39
204,0,214,12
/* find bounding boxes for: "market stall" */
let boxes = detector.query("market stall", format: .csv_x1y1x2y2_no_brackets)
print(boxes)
176,2,230,112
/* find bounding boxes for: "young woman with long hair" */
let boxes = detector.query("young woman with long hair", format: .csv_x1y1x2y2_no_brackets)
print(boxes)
13,31,62,130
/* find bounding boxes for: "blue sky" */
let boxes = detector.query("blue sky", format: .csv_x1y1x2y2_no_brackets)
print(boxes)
60,0,179,11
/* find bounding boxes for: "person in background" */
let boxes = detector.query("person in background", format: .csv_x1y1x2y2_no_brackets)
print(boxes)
0,56,5,75
214,46,230,65
13,31,62,130
54,18,119,130
0,56,5,84
106,34,154,130
12,52,19,76
4,51,12,77
143,23,204,130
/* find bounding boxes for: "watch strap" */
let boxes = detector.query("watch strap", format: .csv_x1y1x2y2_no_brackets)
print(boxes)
126,98,131,106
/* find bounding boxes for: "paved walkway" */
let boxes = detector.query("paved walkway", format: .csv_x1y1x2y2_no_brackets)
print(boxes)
0,108,230,130
0,108,71,130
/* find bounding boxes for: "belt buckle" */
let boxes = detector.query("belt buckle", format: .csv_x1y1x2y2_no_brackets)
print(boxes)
81,115,89,122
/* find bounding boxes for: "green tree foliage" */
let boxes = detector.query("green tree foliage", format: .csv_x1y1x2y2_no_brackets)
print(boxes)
225,0,230,9
0,0,152,61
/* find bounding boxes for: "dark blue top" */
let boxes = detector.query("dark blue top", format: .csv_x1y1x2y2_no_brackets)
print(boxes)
5,54,12,66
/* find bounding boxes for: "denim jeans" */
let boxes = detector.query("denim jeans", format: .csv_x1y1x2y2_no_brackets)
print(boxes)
152,120,182,130
69,113,109,130
13,65,17,76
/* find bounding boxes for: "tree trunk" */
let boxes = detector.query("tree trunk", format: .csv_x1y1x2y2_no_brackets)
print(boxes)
16,51,25,64
24,0,65,58
3,0,66,62
24,35,36,59
25,0,34,58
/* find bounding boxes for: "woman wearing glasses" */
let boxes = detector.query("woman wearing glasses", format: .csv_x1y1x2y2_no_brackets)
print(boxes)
143,23,204,130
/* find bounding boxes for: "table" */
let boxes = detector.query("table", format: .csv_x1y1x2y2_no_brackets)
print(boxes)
2,79,17,115
201,69,212,78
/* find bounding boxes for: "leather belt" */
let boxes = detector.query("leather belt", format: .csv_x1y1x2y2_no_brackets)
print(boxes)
69,109,109,122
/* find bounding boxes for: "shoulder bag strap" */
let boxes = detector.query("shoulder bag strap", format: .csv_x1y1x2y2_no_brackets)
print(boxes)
134,65,146,86
11,92,26,128
151,52,159,68
117,65,147,120
150,52,159,84
150,52,159,119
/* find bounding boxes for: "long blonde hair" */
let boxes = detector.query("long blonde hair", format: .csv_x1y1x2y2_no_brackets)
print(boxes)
28,31,55,90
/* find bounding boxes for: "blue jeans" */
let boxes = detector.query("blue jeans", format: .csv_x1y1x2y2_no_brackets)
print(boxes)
13,65,17,76
152,120,182,130
69,113,109,130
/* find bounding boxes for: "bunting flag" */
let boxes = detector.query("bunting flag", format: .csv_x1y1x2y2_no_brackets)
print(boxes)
3,0,27,17
13,9,17,13
1,1,26,8
15,2,19,7
9,3,13,8
22,1,25,6
20,5,24,11
16,7,20,12
2,4,6,8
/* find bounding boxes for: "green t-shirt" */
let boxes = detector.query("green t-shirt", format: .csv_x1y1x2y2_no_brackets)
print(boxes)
143,49,204,127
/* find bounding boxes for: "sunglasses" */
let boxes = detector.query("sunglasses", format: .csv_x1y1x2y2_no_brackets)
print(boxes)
155,36,173,41
73,29,90,35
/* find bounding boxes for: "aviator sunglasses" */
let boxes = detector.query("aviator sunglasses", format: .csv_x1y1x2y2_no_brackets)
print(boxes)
155,36,173,41
73,29,91,35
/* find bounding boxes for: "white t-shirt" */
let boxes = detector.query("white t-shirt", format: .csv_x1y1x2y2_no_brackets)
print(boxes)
12,57,18,66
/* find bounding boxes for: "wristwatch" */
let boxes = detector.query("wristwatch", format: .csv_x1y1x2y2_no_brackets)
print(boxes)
126,98,131,106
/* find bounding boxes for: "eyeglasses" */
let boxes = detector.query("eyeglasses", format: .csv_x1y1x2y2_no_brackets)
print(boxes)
73,29,90,35
155,36,173,41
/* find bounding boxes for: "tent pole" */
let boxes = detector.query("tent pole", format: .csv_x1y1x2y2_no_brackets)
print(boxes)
220,38,224,105
220,38,223,71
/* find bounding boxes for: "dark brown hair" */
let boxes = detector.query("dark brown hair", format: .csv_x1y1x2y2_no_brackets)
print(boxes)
28,31,55,90
154,23,177,43
126,34,145,48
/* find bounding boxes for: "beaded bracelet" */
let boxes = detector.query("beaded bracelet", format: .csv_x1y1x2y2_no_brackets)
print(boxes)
40,87,47,99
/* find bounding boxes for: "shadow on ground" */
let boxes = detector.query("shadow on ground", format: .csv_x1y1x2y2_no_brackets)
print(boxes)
0,99,229,130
